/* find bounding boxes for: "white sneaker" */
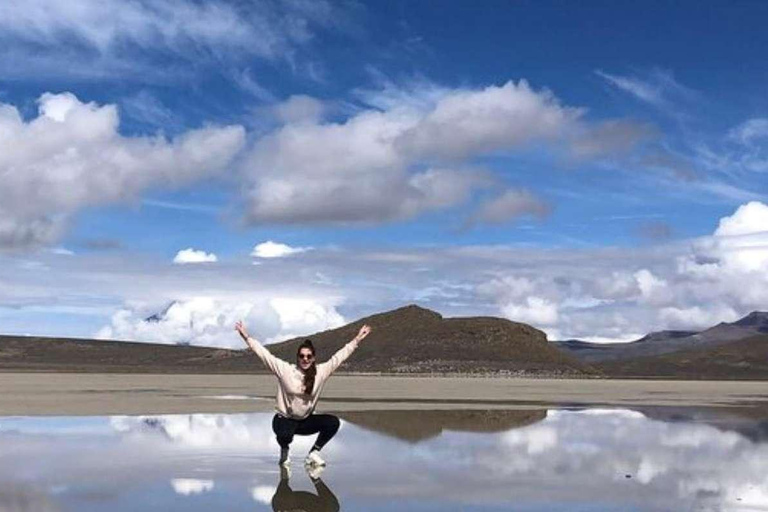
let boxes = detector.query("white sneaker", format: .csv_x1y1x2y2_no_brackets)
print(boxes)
306,464,325,480
304,450,326,467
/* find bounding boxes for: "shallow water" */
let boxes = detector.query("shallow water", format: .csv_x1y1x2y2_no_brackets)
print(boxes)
1,408,768,511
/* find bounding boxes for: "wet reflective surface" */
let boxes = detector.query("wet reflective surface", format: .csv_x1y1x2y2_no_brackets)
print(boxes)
2,408,768,511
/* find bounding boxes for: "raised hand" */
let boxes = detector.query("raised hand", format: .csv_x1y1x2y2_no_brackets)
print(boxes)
235,320,249,340
355,324,372,342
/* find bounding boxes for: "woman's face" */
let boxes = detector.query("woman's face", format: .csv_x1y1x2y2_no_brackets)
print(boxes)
297,348,315,371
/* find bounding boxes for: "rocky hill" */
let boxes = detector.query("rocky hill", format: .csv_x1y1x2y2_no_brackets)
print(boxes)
267,305,594,376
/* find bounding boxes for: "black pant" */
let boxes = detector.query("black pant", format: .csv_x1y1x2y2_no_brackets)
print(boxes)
272,413,340,450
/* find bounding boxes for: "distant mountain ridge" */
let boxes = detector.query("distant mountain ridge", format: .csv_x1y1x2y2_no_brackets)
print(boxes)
555,311,768,363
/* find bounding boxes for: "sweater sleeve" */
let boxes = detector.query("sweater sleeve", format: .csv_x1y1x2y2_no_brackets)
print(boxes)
318,338,360,377
246,336,290,376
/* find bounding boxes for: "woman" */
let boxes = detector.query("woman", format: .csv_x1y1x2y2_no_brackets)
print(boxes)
235,320,372,468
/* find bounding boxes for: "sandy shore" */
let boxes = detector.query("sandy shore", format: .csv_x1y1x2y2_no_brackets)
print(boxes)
1,373,767,416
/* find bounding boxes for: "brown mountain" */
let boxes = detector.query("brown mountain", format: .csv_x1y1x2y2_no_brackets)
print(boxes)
0,304,593,376
267,305,594,376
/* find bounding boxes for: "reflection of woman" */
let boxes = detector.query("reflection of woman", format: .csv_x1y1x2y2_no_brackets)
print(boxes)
236,321,372,468
271,469,340,512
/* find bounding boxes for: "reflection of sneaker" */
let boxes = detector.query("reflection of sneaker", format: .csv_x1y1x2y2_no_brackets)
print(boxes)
279,448,290,467
304,450,326,467
306,464,325,480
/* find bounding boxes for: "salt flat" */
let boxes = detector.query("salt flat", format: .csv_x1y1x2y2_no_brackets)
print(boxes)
1,373,767,416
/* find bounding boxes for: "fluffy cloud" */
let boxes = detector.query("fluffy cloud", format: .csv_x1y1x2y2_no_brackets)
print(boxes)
173,248,218,264
95,296,345,348
394,80,581,160
240,80,643,226
501,297,559,327
714,201,768,237
478,201,768,340
251,241,310,259
0,92,245,249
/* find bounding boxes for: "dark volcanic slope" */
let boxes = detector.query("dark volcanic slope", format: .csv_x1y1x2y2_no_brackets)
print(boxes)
268,305,594,376
0,335,259,373
600,334,768,380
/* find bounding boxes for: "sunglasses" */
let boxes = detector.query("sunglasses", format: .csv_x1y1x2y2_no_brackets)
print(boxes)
298,354,315,360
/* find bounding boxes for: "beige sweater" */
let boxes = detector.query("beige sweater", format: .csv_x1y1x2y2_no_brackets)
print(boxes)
247,336,360,420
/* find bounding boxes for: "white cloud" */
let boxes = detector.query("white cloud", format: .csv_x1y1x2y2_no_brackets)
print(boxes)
173,248,218,264
95,296,345,348
658,305,740,330
503,425,558,454
395,80,582,160
251,485,277,504
634,269,672,306
714,201,768,237
728,118,768,145
596,70,665,107
0,0,346,80
238,78,652,227
0,92,245,249
251,241,310,259
239,80,608,226
596,69,695,112
500,296,559,327
170,479,214,496
50,247,75,256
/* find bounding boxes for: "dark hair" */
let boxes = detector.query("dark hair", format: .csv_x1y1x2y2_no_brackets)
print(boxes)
297,339,316,395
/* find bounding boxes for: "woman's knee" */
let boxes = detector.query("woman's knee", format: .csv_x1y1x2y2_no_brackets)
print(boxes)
276,434,293,448
272,415,296,446
326,415,340,433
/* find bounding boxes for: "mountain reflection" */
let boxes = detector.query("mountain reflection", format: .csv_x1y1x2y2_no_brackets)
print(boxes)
337,409,546,442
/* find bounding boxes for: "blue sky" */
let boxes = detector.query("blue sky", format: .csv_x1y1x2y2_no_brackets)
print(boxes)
1,0,767,346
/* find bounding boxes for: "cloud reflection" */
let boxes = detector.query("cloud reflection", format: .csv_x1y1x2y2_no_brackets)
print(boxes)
0,409,767,511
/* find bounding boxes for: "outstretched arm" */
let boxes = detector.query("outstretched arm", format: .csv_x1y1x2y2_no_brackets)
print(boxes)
235,321,288,375
319,324,372,377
